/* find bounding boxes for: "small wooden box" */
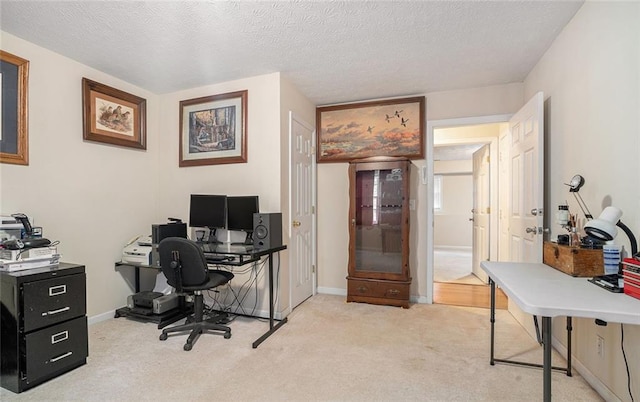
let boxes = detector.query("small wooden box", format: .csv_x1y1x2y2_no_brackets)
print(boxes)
543,241,604,277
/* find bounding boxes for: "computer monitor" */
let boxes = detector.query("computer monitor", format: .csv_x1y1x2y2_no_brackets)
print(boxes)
227,195,259,245
189,194,227,243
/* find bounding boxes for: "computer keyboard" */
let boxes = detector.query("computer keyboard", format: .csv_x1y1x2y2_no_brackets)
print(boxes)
204,254,235,262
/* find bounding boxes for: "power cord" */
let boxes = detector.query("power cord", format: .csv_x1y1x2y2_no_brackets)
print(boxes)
621,323,635,402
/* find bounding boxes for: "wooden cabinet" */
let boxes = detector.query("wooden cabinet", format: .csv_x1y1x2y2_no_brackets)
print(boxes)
1,263,88,393
347,159,411,308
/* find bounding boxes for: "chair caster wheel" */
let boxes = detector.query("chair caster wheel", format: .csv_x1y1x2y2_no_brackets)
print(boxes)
184,343,193,351
159,333,168,341
224,332,231,339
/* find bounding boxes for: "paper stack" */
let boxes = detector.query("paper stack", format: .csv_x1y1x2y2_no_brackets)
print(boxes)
0,254,60,272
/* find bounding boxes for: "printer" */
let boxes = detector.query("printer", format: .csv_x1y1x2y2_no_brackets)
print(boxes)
122,236,153,265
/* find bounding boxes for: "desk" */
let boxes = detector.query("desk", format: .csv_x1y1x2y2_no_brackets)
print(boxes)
481,261,640,402
115,243,287,348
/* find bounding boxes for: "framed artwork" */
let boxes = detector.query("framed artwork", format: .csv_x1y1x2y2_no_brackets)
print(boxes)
0,50,29,165
316,96,425,163
82,78,146,149
179,90,247,167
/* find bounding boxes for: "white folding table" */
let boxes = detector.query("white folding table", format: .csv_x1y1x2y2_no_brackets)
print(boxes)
481,261,640,401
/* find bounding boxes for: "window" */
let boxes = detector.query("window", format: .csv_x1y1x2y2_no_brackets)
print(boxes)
433,175,443,210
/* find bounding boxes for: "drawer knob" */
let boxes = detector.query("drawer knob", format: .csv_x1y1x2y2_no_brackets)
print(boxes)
357,286,368,293
388,289,400,295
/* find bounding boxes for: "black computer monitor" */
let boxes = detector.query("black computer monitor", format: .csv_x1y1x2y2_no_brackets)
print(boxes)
227,195,259,245
189,194,227,243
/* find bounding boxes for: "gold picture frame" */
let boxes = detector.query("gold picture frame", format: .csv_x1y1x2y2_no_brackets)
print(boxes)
316,96,425,163
179,90,248,167
82,78,146,149
0,50,29,165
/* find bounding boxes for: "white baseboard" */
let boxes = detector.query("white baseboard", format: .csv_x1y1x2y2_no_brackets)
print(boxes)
552,336,619,402
434,245,472,251
88,310,116,325
317,287,346,296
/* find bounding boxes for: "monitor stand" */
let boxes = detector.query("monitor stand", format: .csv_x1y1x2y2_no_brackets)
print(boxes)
231,231,253,246
207,228,223,244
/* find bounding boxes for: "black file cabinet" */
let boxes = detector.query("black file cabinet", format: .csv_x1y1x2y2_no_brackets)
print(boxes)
1,263,88,393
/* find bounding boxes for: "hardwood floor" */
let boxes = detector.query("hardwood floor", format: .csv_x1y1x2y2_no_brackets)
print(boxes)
433,282,508,309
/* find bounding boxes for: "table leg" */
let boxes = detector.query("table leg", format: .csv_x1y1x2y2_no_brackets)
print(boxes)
252,251,287,348
543,316,552,402
135,266,140,293
490,278,496,365
566,316,572,376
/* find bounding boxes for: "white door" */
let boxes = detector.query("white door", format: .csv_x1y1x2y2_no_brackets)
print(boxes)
289,112,316,309
472,144,490,282
509,92,544,263
498,125,511,261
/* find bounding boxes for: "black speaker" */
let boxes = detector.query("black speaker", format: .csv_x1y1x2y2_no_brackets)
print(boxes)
253,213,282,249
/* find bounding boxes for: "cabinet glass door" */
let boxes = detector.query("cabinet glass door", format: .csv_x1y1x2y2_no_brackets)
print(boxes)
354,166,404,274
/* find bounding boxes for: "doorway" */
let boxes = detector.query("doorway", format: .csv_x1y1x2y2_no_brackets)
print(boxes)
426,117,510,308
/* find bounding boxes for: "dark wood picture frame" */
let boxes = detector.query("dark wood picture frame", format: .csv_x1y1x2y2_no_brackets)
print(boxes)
179,90,247,167
82,78,146,149
316,96,425,163
0,50,29,165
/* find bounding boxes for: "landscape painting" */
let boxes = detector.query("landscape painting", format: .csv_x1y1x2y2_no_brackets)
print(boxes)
316,96,425,163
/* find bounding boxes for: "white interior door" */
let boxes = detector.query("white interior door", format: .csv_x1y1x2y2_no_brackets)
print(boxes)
508,92,544,263
472,144,490,282
498,125,511,261
289,112,316,309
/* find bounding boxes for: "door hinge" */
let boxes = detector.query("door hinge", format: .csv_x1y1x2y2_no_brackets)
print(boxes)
312,265,316,273
486,156,490,163
486,207,491,214
312,206,315,214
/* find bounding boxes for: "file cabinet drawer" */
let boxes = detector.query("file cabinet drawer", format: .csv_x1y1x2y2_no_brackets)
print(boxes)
25,316,88,382
23,273,86,332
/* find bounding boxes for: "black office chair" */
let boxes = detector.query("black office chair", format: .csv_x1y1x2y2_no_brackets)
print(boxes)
157,237,234,351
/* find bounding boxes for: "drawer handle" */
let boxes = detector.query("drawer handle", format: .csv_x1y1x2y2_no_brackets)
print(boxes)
388,289,400,295
42,306,70,316
357,286,368,293
51,330,69,344
50,351,73,363
49,285,67,296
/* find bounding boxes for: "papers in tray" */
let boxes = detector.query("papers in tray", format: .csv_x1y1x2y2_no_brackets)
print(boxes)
0,254,61,272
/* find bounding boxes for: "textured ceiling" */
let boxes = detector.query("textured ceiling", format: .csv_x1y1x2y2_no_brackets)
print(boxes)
0,1,583,105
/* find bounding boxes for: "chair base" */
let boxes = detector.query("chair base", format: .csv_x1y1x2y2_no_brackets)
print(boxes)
159,319,231,351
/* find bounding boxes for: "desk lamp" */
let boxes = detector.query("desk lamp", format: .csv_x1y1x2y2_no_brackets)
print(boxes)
584,206,638,256
566,174,593,219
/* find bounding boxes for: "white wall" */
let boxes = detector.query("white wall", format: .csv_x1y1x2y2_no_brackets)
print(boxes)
0,32,160,317
155,72,291,317
434,174,472,247
0,32,316,320
523,2,639,400
317,83,525,297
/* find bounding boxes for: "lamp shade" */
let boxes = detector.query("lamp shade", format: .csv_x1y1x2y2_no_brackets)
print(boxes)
584,206,622,241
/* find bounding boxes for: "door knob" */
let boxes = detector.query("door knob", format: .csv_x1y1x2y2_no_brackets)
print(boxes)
292,220,301,227
531,208,543,216
525,226,540,234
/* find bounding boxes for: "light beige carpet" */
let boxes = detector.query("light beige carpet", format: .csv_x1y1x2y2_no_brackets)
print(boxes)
1,294,601,401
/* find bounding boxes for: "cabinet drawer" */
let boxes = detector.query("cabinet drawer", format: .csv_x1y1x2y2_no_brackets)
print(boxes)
23,273,86,332
25,316,88,383
348,278,410,300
